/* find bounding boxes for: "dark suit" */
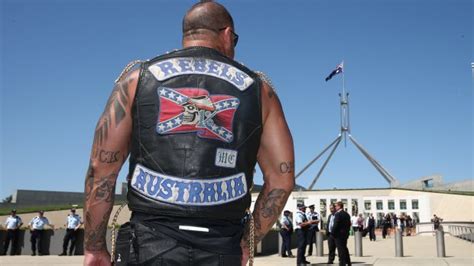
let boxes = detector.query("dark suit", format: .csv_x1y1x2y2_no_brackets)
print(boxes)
332,209,351,266
326,213,336,264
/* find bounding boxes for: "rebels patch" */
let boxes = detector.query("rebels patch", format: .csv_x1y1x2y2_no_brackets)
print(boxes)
148,57,254,91
157,87,239,143
131,164,248,206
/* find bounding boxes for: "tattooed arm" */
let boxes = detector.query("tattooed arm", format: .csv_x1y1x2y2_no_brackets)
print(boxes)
241,81,295,265
84,70,139,266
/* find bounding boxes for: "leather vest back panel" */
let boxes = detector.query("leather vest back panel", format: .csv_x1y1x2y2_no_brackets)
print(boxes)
127,47,262,220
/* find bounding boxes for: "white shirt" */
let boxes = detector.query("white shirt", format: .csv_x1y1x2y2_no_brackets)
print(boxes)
328,214,335,233
67,214,82,229
30,216,50,230
306,210,320,221
351,216,359,227
5,216,22,229
295,211,307,229
280,215,293,230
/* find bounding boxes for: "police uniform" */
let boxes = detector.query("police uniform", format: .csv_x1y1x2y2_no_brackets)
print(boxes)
115,46,262,266
29,215,50,255
306,207,320,256
2,213,22,255
61,212,82,255
295,207,309,265
279,212,294,257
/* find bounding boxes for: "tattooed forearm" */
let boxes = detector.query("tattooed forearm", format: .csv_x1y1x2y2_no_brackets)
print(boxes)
279,161,294,174
243,187,288,246
94,174,116,202
84,166,117,251
260,189,287,218
95,149,120,164
84,212,111,251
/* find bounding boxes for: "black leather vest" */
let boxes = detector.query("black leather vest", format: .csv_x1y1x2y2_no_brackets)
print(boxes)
127,47,262,220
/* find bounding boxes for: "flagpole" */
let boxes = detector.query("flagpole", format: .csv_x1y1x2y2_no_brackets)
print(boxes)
341,60,347,146
342,60,345,96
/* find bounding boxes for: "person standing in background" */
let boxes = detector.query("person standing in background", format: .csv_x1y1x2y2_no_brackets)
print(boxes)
60,208,82,256
367,213,376,241
326,204,337,264
332,201,351,266
382,213,391,239
280,210,294,258
2,209,23,255
29,210,54,256
306,204,320,256
431,214,443,231
295,204,313,265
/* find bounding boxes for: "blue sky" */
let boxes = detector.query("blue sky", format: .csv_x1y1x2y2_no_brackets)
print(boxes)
1,0,472,199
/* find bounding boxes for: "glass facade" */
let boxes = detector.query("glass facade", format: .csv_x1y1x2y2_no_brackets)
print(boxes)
364,200,371,210
376,200,383,210
400,200,407,210
388,200,395,210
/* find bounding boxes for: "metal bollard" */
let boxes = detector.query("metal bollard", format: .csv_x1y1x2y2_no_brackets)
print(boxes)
316,231,324,256
278,231,282,256
436,230,446,257
354,231,363,257
395,228,403,257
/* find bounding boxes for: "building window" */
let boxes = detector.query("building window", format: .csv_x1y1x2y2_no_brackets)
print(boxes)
412,199,419,209
297,199,305,206
364,200,371,210
342,199,348,212
388,200,395,210
320,199,327,218
400,200,407,210
412,212,419,224
352,199,358,216
376,200,383,210
331,198,337,205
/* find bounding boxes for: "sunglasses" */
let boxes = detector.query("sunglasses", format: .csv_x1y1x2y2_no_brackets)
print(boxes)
219,27,239,47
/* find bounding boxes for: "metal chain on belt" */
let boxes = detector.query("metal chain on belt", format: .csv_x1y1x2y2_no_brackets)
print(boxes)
110,202,127,263
249,211,255,266
115,60,143,83
255,71,277,94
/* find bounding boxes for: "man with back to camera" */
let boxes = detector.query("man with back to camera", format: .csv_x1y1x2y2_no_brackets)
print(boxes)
83,1,295,265
332,201,351,266
2,209,23,255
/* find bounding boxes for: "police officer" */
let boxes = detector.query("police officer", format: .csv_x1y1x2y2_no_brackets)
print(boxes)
280,210,294,258
295,203,314,265
306,204,320,256
60,208,82,256
83,2,295,265
29,210,54,256
2,209,23,255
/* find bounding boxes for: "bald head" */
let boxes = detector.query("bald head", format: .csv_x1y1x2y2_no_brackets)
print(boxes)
182,1,236,58
183,1,234,35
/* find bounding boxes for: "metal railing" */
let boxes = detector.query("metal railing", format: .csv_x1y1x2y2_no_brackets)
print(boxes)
449,225,474,242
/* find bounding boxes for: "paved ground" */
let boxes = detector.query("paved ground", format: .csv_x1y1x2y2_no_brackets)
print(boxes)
0,235,472,265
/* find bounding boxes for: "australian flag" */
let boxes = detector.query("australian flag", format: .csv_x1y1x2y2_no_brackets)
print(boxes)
325,62,344,82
